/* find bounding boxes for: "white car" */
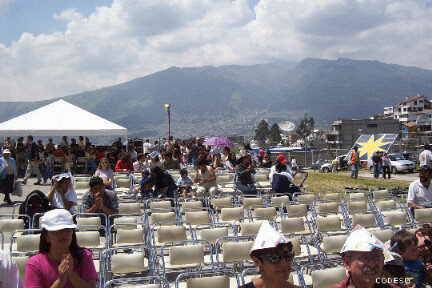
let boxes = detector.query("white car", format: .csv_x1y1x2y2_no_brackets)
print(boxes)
388,153,415,173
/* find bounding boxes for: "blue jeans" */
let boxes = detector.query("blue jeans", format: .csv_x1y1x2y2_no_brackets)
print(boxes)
351,164,359,179
373,164,381,178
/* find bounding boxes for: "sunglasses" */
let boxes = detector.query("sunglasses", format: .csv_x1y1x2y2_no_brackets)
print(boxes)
258,252,293,264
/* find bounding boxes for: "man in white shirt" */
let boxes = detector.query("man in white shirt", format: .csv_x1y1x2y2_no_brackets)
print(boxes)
419,144,432,167
142,139,153,154
407,165,432,209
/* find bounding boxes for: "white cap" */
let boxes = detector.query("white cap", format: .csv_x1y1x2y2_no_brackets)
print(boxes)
2,149,11,154
340,227,384,254
52,172,72,182
250,221,290,254
40,209,76,231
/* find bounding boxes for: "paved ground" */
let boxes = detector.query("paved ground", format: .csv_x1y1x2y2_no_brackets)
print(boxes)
0,178,50,215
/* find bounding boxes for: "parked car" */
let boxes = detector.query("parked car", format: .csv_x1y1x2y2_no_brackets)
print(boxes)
320,154,348,173
368,153,415,174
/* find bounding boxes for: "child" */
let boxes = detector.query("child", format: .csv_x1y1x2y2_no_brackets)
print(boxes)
140,169,153,199
176,168,193,198
390,229,432,287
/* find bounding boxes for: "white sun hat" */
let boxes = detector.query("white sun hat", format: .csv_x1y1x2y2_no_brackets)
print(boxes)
340,226,384,254
250,221,290,254
40,209,76,231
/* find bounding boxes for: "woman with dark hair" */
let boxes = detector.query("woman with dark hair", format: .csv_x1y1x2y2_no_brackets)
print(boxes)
150,166,177,198
25,209,98,288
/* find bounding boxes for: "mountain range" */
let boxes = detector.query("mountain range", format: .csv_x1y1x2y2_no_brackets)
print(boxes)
1,58,432,137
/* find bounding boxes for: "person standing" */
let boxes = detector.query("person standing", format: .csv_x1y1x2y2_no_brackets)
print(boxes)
419,144,432,168
372,151,382,179
350,146,360,179
15,137,25,178
0,149,16,205
382,153,392,179
23,135,42,185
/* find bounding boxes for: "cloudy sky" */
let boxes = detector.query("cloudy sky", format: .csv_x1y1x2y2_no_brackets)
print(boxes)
1,0,432,102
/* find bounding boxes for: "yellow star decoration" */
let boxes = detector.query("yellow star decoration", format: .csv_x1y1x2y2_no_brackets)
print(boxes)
357,135,392,159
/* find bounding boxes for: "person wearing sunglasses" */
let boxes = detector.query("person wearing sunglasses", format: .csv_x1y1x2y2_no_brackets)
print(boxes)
240,221,297,288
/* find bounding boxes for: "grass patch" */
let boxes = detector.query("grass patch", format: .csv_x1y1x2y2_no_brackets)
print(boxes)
295,171,410,194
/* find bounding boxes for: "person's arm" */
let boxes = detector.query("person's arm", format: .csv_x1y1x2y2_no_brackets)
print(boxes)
47,184,56,201
100,192,118,215
206,167,216,182
68,272,96,288
407,184,424,209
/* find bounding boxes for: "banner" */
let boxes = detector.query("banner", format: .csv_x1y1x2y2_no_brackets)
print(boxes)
353,134,398,161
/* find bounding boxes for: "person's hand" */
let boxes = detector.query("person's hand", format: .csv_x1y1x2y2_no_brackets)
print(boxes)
95,197,103,208
58,254,73,281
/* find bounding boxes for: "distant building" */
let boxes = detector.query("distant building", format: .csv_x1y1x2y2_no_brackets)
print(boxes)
383,106,394,117
326,118,401,149
393,94,431,123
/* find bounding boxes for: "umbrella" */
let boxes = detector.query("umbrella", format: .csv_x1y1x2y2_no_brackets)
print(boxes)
203,136,233,148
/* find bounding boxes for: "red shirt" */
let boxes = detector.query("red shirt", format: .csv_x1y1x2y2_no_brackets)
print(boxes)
114,159,133,172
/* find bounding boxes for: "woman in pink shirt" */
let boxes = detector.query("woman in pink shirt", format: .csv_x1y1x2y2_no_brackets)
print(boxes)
25,209,98,288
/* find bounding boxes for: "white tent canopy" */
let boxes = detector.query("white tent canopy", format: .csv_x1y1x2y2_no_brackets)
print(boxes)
0,100,127,140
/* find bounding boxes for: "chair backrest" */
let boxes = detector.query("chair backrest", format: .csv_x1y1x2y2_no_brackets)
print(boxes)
254,207,277,221
119,203,141,214
348,201,368,214
322,235,348,254
220,207,244,222
321,193,342,202
414,208,432,224
116,178,131,188
211,197,234,209
151,212,177,225
371,229,394,243
286,204,308,218
157,226,187,244
243,198,264,209
296,194,315,205
281,217,306,234
222,241,253,263
76,231,101,248
348,193,366,202
16,234,40,253
270,196,290,208
351,214,377,228
116,229,145,246
311,266,346,288
113,216,138,230
318,202,339,215
383,211,408,226
182,201,203,212
375,200,397,211
0,219,24,233
186,275,230,288
286,237,301,256
170,244,204,266
317,215,341,233
185,211,211,226
239,222,263,236
373,190,390,201
199,227,228,245
76,216,101,230
111,252,147,274
149,201,172,212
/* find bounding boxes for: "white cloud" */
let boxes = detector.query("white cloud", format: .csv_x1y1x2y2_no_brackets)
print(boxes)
1,0,432,101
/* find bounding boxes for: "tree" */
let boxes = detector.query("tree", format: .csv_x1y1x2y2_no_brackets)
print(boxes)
296,114,315,143
268,123,282,144
254,119,270,144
